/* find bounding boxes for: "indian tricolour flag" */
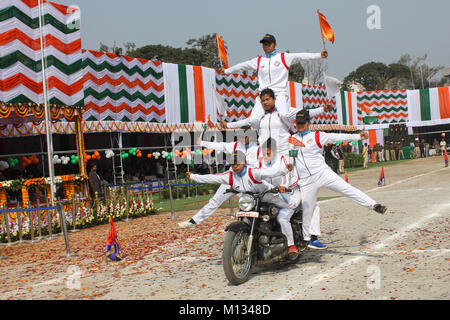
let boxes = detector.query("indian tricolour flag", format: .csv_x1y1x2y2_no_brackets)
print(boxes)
163,63,217,124
335,90,358,126
288,81,303,109
407,87,450,125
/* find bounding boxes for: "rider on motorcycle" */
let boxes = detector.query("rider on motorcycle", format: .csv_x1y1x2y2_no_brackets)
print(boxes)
260,138,302,255
186,150,298,253
178,134,261,229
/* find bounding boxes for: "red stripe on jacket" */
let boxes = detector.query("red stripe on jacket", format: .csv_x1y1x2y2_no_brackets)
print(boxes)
248,168,262,184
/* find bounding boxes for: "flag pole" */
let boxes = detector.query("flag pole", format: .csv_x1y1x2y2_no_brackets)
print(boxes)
317,11,327,53
38,0,56,206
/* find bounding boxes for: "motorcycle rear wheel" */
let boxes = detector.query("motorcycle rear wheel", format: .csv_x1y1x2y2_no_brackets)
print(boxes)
222,230,255,285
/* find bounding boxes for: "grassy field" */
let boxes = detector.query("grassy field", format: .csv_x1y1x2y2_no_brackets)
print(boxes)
155,193,339,214
153,156,434,214
344,157,414,173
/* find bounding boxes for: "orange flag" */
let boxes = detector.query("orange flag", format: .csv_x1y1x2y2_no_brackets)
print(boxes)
216,33,229,68
289,136,305,147
445,148,448,167
317,10,335,44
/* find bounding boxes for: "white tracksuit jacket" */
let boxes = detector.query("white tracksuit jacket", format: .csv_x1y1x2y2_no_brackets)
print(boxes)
225,52,322,95
191,141,261,224
225,51,323,128
189,164,289,195
228,107,326,155
291,130,377,241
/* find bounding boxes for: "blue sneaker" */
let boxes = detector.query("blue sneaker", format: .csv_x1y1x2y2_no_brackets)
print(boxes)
308,239,327,250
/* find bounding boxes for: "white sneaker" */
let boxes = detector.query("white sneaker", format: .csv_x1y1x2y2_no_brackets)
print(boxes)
178,220,196,228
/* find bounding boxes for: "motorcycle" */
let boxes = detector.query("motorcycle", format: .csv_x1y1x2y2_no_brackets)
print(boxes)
222,188,305,285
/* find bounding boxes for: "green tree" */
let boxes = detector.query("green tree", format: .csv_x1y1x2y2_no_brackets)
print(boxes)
99,42,110,52
344,54,444,91
343,62,393,91
129,44,207,65
397,54,443,89
123,42,136,55
288,63,305,83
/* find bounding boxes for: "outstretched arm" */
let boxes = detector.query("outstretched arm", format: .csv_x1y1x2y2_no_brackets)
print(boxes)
252,157,291,181
318,131,368,146
187,171,231,185
284,52,325,66
200,140,237,154
223,57,259,75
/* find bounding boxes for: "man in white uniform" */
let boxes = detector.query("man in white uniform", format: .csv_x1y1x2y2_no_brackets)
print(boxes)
260,138,303,254
291,109,387,249
219,34,327,129
186,150,299,254
221,88,331,156
178,135,262,228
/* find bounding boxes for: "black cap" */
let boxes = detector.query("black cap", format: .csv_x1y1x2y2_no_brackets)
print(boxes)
259,34,276,44
231,150,246,164
296,110,310,123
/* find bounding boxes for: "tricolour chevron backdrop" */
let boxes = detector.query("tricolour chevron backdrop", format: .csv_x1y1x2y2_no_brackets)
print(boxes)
300,84,338,125
82,49,165,123
1,0,450,138
357,90,408,124
0,0,84,106
215,73,259,122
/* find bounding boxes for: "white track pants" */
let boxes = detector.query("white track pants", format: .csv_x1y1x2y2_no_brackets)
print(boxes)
273,188,301,246
300,167,377,241
192,184,234,224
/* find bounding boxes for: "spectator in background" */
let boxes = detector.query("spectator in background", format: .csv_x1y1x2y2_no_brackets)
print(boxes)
362,143,369,169
414,139,421,158
398,141,405,160
420,139,425,158
88,163,103,199
330,144,340,173
337,145,345,174
424,140,430,158
433,138,440,156
440,138,447,156
156,159,165,179
368,145,373,163
373,143,379,162
379,144,385,162
390,141,397,161
384,141,391,161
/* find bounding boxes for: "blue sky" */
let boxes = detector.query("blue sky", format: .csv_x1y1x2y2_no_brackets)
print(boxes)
58,0,450,80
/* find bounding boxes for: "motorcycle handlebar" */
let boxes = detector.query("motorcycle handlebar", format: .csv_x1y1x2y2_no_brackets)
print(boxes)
270,188,292,193
225,188,292,195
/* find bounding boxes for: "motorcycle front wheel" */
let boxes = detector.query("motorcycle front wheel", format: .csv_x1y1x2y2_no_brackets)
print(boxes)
222,230,255,285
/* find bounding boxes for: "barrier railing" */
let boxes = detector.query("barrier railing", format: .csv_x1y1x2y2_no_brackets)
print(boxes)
0,180,225,246
0,204,75,258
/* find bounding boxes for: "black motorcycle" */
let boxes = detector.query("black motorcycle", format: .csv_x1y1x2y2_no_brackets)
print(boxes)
222,188,305,285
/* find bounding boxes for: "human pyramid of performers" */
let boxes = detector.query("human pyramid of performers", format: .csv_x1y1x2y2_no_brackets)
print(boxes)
179,33,387,255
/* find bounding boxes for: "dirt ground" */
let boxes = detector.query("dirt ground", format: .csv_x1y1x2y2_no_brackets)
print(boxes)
0,156,449,300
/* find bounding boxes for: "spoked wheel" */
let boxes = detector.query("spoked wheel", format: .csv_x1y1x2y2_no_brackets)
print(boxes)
222,230,255,285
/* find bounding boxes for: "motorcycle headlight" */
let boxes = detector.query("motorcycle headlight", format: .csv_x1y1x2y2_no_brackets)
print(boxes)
238,194,256,212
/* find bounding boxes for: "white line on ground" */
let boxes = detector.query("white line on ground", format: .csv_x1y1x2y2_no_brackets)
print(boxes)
278,200,450,300
318,167,448,205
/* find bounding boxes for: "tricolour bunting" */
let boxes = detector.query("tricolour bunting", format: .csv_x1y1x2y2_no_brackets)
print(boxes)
335,90,358,126
215,72,259,123
82,49,165,123
0,0,84,107
163,62,216,124
407,87,450,126
302,84,338,124
357,90,408,124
